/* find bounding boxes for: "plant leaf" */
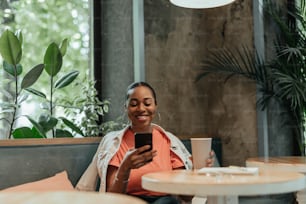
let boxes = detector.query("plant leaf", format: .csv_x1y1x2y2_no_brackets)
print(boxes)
31,127,46,138
0,30,22,65
12,127,44,138
21,64,44,89
44,42,62,77
38,114,58,132
25,116,47,138
12,127,33,138
55,70,79,89
15,30,23,45
25,88,46,98
60,117,84,136
59,38,69,56
3,61,22,77
55,129,73,138
103,104,109,113
17,93,29,104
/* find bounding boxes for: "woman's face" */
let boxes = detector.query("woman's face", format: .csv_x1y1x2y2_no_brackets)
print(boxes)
126,86,157,132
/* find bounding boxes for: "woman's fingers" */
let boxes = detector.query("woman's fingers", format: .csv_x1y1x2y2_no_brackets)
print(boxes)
205,151,215,167
136,145,152,153
129,146,157,169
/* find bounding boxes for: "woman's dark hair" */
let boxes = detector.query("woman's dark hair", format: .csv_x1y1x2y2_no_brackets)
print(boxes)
126,81,157,105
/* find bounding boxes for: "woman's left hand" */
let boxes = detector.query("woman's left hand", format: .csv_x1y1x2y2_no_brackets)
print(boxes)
205,151,215,167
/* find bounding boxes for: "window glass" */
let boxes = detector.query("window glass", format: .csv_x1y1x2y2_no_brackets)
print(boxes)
0,0,91,138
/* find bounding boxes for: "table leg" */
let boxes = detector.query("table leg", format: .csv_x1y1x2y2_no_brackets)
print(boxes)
296,173,306,204
296,188,306,203
206,196,238,204
192,196,207,204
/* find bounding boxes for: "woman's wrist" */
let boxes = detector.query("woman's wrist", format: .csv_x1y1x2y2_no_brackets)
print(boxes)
114,176,129,184
115,167,131,184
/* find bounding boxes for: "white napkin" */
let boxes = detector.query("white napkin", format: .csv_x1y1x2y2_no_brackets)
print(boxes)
197,166,259,175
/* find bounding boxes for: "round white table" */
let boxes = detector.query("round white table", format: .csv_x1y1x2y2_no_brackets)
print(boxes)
142,169,306,204
246,156,306,203
246,156,306,172
0,191,147,204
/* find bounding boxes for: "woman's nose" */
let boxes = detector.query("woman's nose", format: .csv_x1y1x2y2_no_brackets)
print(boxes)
137,103,145,111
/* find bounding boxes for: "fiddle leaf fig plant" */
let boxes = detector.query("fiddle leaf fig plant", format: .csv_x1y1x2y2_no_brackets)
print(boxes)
0,30,44,139
0,29,83,139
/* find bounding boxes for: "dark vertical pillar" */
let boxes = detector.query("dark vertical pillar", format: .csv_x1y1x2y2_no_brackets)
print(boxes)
93,0,102,101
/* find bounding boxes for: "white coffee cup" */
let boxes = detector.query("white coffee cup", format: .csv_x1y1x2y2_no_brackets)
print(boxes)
191,138,212,169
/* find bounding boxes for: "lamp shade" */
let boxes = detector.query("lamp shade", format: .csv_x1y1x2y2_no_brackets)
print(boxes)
170,0,235,9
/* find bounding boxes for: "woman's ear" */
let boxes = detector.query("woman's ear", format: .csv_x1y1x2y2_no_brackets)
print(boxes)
123,100,127,107
123,102,128,112
153,105,158,113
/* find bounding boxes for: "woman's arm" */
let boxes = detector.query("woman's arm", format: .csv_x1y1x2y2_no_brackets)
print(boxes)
106,165,130,193
106,145,157,193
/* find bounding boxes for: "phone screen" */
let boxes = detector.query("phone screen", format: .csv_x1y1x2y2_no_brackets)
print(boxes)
134,132,153,151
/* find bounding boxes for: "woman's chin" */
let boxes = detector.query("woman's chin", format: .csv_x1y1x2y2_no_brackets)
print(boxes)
132,123,152,132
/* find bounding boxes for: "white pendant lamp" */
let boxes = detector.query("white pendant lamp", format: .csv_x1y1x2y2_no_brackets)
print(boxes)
170,0,235,9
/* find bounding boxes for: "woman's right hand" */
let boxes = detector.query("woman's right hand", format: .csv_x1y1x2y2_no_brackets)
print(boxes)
106,145,157,193
122,145,157,169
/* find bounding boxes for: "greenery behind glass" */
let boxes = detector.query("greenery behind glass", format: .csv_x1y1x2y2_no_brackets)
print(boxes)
0,0,106,138
1,0,90,88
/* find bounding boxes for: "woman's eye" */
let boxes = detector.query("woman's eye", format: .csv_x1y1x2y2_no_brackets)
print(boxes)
130,103,137,107
128,99,138,107
144,99,153,106
128,98,153,107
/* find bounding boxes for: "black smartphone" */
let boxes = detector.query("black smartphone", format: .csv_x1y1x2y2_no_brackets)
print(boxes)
135,132,153,152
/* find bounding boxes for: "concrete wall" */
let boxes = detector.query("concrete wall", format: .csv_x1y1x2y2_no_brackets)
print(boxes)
144,0,256,166
100,0,134,120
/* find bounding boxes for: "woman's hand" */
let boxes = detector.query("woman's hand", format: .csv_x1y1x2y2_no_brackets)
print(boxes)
106,145,157,193
205,151,215,167
122,145,157,170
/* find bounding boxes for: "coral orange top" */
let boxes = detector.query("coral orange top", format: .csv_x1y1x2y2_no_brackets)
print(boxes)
109,128,184,196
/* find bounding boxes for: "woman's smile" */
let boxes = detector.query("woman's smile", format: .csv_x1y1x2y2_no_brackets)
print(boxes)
136,115,149,121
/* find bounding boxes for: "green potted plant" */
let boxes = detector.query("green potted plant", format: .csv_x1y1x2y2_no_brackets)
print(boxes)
195,1,306,154
0,29,93,139
0,29,82,138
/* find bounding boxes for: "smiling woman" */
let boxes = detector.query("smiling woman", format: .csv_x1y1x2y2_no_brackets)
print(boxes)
76,81,215,204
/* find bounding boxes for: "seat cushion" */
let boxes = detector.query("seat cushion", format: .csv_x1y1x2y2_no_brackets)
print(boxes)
1,171,74,192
